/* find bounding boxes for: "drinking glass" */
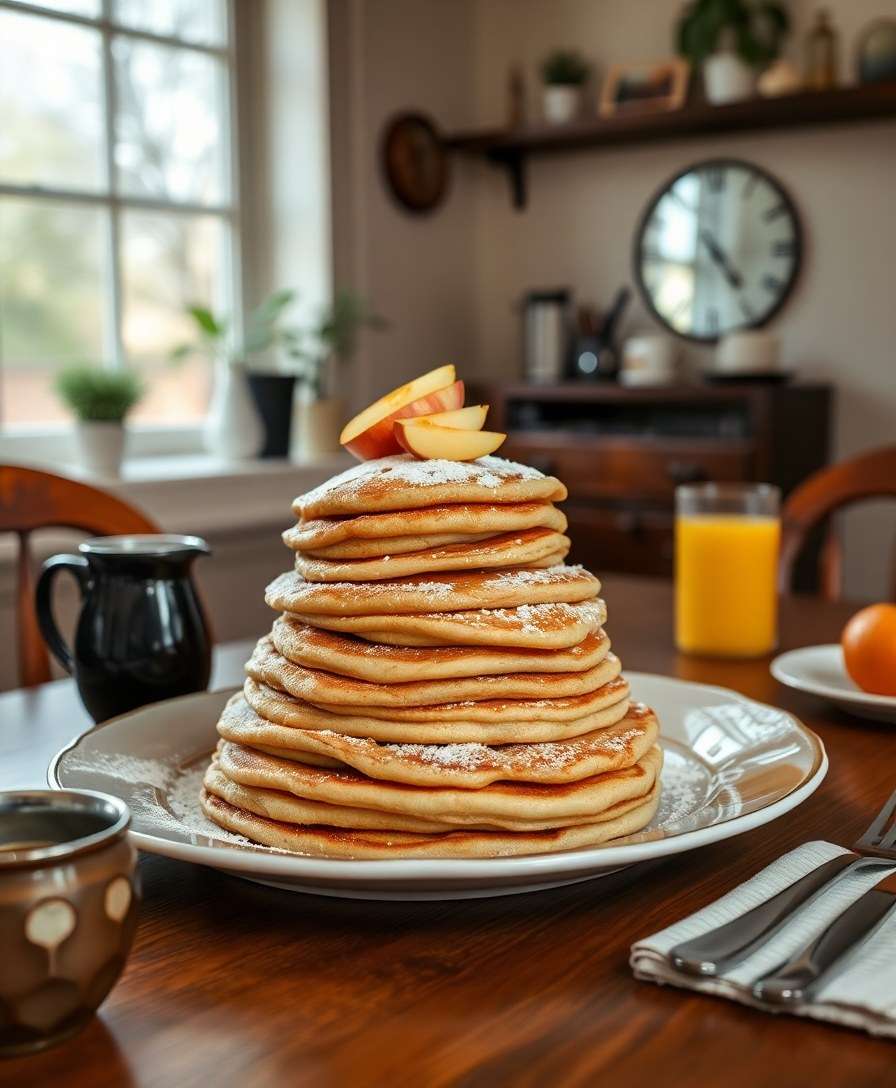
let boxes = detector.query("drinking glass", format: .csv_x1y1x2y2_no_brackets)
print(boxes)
675,483,781,657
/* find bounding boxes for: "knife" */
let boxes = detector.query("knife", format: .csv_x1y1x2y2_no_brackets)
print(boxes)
669,854,869,977
753,870,896,1005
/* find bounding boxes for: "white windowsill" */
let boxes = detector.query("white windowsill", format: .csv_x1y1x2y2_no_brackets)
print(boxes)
1,449,352,536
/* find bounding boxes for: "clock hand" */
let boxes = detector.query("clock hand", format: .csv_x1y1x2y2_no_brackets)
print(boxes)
699,229,743,290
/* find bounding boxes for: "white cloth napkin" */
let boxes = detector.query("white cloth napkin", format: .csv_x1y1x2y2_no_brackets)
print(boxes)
631,841,896,1039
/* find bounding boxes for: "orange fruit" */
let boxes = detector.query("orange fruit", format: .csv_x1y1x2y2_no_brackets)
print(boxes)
841,603,896,696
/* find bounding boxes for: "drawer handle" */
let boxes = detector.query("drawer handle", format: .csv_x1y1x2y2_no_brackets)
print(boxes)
667,460,708,486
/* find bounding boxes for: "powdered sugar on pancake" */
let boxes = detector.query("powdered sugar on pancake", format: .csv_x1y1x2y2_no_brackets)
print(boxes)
297,455,548,508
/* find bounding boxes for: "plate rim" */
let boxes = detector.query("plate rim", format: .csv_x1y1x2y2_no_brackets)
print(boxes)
49,673,828,881
771,644,896,708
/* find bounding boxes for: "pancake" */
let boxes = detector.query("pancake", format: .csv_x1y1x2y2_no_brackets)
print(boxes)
246,636,614,707
284,599,607,649
301,531,496,560
285,501,568,551
293,528,571,583
243,675,631,744
216,694,658,788
203,758,656,833
270,616,610,682
201,782,661,857
214,737,661,823
294,455,567,519
265,564,600,617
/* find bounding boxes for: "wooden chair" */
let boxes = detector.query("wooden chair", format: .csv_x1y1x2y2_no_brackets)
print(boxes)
779,445,896,601
0,465,159,688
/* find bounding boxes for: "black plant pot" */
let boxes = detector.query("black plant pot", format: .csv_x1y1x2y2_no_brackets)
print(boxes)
247,373,296,458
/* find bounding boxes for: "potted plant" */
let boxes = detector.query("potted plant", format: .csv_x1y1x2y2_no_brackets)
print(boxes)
676,0,790,105
55,365,143,477
284,290,387,459
172,290,298,460
540,50,591,124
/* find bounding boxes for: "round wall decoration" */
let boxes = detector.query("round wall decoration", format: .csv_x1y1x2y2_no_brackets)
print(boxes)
633,158,802,342
380,112,450,214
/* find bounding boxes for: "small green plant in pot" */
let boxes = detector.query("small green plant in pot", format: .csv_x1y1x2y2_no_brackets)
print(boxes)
284,289,387,458
540,50,591,124
55,365,144,477
676,0,790,104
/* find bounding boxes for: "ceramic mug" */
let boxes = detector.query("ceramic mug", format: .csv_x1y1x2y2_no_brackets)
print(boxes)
621,334,678,386
715,329,779,374
0,790,138,1056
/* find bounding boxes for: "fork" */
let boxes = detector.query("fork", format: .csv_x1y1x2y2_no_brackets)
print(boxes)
669,786,896,979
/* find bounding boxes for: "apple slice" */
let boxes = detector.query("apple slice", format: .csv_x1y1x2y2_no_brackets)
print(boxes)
340,365,464,461
412,404,488,430
395,418,506,462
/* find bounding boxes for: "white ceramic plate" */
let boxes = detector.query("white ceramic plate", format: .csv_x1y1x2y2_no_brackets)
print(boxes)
771,644,896,724
50,674,826,901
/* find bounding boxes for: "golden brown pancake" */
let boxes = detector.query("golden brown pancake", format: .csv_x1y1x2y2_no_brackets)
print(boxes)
265,564,600,617
201,773,661,857
214,737,661,822
294,455,567,519
285,501,568,551
284,599,607,649
270,615,609,682
216,694,658,788
301,531,496,560
204,756,657,833
246,635,614,707
293,528,571,583
242,674,631,745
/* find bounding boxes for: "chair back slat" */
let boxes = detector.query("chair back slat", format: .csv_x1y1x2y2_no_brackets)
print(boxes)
0,465,159,687
779,446,896,601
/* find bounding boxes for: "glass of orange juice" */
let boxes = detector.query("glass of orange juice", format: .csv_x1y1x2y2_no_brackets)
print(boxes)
675,483,781,657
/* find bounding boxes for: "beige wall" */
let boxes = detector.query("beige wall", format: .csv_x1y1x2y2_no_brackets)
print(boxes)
330,0,896,599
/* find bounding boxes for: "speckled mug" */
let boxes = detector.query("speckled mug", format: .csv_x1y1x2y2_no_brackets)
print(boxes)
0,790,138,1057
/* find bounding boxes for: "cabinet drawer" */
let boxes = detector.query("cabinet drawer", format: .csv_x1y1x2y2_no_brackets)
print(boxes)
503,438,753,501
564,503,674,578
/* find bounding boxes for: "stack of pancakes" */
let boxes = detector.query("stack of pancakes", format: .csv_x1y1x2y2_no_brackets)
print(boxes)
201,455,662,857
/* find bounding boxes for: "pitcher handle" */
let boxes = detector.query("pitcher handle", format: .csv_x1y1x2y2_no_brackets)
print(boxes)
35,554,90,675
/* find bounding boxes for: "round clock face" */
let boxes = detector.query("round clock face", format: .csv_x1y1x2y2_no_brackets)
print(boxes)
634,159,801,342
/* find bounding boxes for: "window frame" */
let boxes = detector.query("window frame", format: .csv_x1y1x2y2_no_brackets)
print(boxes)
0,0,243,452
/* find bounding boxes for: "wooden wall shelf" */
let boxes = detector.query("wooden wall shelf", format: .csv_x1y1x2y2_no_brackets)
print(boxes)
445,82,896,208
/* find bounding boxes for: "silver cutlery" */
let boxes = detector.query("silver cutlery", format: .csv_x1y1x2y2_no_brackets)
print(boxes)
670,786,896,978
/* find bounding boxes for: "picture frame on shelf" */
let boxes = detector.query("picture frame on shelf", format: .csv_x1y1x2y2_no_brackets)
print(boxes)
599,59,690,118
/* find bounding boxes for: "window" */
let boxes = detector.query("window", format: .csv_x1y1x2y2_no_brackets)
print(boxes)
0,0,238,429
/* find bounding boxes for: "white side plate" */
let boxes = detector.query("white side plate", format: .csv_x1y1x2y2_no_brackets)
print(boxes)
51,673,826,900
771,644,896,724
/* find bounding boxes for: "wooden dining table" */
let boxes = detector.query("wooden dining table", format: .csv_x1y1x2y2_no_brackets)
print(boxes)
3,574,895,1087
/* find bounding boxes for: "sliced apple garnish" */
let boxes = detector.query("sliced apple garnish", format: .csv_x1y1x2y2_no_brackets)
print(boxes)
395,418,506,462
340,365,463,461
414,404,488,429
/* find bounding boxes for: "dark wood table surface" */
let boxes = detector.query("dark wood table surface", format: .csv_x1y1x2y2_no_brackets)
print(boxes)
3,576,895,1087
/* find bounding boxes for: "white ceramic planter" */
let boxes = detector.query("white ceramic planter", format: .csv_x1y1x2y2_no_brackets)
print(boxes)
291,396,346,460
203,359,264,461
703,52,755,104
542,85,582,124
76,421,126,477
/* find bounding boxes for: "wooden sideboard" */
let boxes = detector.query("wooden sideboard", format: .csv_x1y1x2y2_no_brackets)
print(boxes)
471,382,833,582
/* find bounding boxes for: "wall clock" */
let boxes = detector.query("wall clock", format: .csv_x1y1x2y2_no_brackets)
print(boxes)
380,112,450,214
633,158,801,342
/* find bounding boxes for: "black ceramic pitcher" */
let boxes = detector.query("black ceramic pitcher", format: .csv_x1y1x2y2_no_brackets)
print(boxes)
36,535,212,722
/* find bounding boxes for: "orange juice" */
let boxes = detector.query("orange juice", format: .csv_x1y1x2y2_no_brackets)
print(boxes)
675,514,780,656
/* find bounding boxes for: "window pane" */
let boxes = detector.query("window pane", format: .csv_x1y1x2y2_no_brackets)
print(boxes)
0,10,104,191
113,0,227,46
113,38,228,205
0,198,107,425
6,1,100,16
121,211,227,423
